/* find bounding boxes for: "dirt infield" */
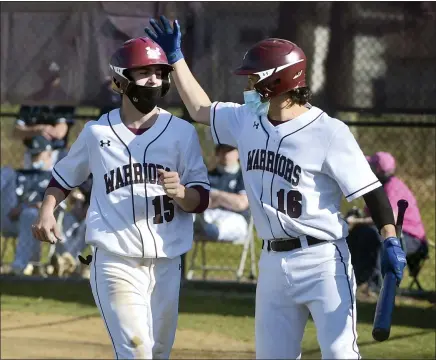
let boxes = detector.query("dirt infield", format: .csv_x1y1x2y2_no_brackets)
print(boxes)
1,310,255,359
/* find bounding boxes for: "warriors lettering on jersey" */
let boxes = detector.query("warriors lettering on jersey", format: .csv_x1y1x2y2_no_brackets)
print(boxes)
246,149,301,186
104,162,170,194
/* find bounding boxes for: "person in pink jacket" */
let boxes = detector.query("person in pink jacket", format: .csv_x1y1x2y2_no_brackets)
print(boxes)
346,151,428,291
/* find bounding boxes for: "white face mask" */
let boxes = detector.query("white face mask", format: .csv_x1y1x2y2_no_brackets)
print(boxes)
243,90,270,116
31,160,45,170
217,163,240,174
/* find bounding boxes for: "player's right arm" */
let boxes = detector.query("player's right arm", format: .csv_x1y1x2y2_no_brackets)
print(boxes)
171,59,212,125
171,59,244,148
32,187,65,244
144,16,212,125
145,16,245,147
32,125,91,244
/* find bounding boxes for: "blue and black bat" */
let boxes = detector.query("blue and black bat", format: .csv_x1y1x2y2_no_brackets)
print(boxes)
372,199,408,342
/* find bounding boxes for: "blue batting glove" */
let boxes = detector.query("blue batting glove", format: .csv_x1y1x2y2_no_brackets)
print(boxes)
144,15,184,64
381,237,407,286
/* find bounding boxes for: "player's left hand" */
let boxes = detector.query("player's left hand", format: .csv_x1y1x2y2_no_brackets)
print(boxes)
144,15,183,64
381,237,407,286
157,169,184,199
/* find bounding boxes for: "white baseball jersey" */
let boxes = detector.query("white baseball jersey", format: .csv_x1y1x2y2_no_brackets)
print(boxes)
52,108,210,258
210,102,381,241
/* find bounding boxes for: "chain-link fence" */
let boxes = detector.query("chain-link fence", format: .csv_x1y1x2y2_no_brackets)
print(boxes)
1,2,435,286
1,2,435,112
1,114,435,286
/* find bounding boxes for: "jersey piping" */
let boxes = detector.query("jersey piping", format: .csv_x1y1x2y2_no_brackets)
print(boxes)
93,248,118,359
141,115,173,259
52,167,76,189
107,112,148,258
212,102,221,145
270,111,324,238
345,180,380,199
259,116,276,239
184,180,211,188
334,244,361,359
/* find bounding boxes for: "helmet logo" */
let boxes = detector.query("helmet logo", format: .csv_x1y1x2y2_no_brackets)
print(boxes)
293,70,303,79
255,69,275,81
146,46,162,59
110,64,125,76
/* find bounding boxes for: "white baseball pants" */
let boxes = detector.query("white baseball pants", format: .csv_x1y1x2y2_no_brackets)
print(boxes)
255,238,360,359
89,247,181,359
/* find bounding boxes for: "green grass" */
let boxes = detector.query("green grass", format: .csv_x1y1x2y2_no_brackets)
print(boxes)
1,281,435,358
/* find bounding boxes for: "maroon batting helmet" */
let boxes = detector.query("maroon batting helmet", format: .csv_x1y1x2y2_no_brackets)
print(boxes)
109,37,173,97
234,38,307,99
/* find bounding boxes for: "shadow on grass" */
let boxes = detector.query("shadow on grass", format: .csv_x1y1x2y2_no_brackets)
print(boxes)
1,276,435,330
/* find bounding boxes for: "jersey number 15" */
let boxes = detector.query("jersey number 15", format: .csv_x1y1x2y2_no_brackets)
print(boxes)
277,189,302,218
152,195,174,224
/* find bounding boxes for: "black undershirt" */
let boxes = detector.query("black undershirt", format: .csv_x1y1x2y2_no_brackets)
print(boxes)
363,186,395,232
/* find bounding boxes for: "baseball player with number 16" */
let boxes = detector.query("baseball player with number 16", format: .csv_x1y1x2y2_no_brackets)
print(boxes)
32,37,210,359
145,16,408,359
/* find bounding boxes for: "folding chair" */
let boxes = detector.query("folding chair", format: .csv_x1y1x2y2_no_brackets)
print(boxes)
406,239,433,291
186,216,257,282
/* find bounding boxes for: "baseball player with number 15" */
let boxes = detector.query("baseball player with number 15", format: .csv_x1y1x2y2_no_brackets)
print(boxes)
32,37,210,359
145,16,408,359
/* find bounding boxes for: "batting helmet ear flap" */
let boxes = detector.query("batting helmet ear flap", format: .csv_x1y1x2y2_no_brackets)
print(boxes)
258,78,284,99
111,78,123,94
160,69,172,97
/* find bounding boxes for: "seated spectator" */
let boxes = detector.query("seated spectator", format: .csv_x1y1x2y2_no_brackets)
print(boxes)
13,104,75,169
49,188,90,278
346,151,428,292
194,145,250,243
97,76,122,116
0,136,54,275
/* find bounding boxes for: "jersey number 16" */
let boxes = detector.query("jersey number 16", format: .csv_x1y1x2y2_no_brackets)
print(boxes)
277,189,302,218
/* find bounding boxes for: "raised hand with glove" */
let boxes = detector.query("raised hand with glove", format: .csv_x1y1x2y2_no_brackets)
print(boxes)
144,15,184,65
144,15,212,126
381,236,407,286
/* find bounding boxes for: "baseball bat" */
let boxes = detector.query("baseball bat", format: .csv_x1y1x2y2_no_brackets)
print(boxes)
372,199,409,342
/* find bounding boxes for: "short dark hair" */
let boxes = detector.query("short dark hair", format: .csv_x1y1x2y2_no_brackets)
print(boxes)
215,144,237,153
287,87,312,106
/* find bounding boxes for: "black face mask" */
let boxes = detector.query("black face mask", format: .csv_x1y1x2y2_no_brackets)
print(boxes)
125,84,162,114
